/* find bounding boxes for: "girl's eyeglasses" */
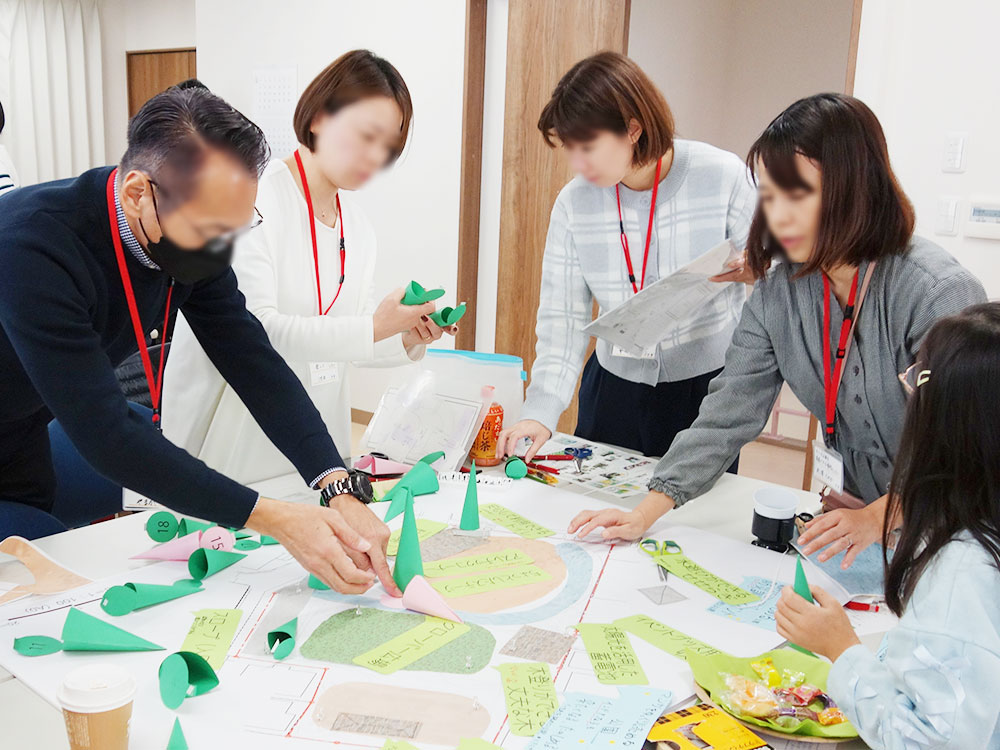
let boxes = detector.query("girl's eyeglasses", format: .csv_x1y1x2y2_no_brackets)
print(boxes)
898,363,931,395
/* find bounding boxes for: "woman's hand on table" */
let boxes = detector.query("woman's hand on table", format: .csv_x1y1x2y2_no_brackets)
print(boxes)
497,419,552,462
373,288,436,342
798,494,888,568
567,491,675,541
775,584,860,663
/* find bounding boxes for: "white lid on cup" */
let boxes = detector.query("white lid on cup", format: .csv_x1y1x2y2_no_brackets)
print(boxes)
753,487,799,520
58,663,136,714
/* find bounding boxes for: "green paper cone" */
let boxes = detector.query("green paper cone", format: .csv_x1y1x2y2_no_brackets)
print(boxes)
158,651,219,710
267,617,297,660
177,518,213,537
233,529,253,540
235,538,262,551
419,450,446,465
101,580,203,616
146,511,179,542
260,535,280,545
383,463,439,522
13,634,63,656
790,556,816,655
505,457,528,479
307,574,330,590
460,462,480,530
166,717,188,750
401,280,446,305
60,607,164,652
187,548,247,581
428,303,467,328
392,494,424,591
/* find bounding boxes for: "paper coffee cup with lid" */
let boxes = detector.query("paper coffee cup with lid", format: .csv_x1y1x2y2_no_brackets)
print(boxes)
58,663,136,750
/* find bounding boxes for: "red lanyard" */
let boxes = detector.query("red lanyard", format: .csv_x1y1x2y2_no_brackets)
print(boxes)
822,269,860,438
294,150,345,315
106,169,174,430
615,157,662,294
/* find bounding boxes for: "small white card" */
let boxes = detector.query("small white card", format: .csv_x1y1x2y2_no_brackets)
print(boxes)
812,440,845,493
612,344,658,360
308,362,341,386
123,487,164,511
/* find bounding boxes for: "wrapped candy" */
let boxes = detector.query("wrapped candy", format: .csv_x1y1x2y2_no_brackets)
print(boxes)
780,668,806,688
719,673,780,718
775,684,823,706
750,657,782,688
818,707,847,725
717,672,848,729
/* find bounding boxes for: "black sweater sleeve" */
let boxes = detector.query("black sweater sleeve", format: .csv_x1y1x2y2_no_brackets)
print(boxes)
0,225,258,527
179,267,345,487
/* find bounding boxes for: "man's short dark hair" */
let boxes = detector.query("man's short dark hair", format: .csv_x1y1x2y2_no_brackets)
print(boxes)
120,84,270,208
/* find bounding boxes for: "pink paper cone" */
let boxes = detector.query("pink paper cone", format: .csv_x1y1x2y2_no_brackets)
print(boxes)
130,532,202,561
401,575,463,623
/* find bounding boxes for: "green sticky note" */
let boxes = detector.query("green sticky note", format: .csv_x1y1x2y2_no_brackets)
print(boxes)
460,462,480,531
429,564,551,597
60,607,164,652
353,616,470,674
790,556,816,656
401,280,446,305
383,463,440,521
392,493,424,592
429,303,467,328
158,651,219,710
655,553,760,605
260,535,280,546
235,538,262,551
100,580,202,616
419,451,446,464
13,634,63,656
479,503,554,539
176,518,213,537
495,661,559,736
423,548,533,578
505,457,528,479
387,518,447,556
575,623,648,685
308,574,330,590
614,614,722,661
179,609,242,670
145,511,178,542
187,548,247,581
267,617,297,661
166,717,188,750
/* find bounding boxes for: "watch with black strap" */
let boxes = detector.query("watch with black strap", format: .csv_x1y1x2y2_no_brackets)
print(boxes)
319,469,375,506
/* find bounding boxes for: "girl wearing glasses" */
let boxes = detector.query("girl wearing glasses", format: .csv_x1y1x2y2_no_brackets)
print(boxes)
776,303,1000,749
163,50,452,484
569,94,986,566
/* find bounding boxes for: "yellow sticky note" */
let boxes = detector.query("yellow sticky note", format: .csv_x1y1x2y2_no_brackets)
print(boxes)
479,503,554,539
423,548,533,578
387,519,447,556
353,616,470,674
496,662,560,736
180,608,242,670
576,623,648,685
614,614,722,661
655,554,759,605
429,564,552,597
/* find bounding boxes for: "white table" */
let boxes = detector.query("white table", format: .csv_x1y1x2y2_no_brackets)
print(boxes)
0,471,878,748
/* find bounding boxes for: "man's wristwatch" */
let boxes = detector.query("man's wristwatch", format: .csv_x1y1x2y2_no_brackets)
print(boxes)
320,469,375,506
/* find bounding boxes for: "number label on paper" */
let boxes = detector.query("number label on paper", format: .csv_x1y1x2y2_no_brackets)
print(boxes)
309,362,341,386
812,440,845,494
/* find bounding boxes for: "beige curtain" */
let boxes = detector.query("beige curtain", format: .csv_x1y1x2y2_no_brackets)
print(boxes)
0,0,105,186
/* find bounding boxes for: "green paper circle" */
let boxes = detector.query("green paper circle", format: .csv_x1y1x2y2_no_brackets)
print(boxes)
272,636,295,660
101,585,139,616
505,457,528,479
13,635,63,656
235,539,261,551
158,653,190,709
146,511,179,543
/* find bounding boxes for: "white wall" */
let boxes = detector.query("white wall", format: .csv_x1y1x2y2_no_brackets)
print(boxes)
854,0,1000,298
194,0,467,412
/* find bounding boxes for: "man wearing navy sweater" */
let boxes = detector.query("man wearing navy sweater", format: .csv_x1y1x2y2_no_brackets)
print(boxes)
0,84,399,597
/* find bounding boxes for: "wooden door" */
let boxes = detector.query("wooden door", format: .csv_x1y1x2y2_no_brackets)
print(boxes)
126,49,197,118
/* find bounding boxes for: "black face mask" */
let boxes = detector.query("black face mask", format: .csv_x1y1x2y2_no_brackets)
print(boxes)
138,189,234,285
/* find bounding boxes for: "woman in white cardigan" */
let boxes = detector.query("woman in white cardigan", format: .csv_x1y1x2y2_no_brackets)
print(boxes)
163,51,452,484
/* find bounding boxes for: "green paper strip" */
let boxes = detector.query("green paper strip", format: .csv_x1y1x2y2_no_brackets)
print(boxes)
387,518,447,556
353,616,470,674
479,503,554,539
654,553,760,605
13,635,63,656
460,462,480,530
401,280,446,305
179,608,242,670
392,494,425,591
429,563,551,597
419,451,446,464
60,607,164,653
187,548,246,581
423,548,533,578
614,614,722,661
575,623,648,685
790,556,816,656
308,574,330,590
146,511,178,542
429,303,467,328
101,580,202,616
495,661,559,736
158,651,219,710
167,717,188,750
267,617,298,661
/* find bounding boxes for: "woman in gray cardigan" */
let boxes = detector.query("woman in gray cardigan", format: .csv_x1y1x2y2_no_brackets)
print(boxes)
569,94,987,567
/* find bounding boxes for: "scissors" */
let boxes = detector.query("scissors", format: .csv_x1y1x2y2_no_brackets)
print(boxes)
640,538,682,582
564,446,593,473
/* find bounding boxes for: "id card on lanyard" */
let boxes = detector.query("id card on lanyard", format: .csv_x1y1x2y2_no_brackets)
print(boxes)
811,262,876,494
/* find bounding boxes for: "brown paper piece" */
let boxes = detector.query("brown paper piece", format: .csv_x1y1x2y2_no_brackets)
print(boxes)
0,536,91,605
